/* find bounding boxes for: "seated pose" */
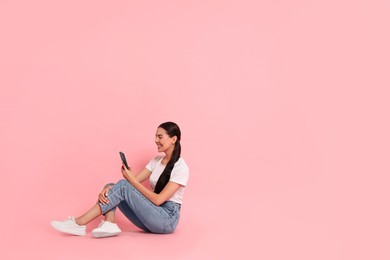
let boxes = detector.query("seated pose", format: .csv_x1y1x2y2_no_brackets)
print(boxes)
51,122,189,237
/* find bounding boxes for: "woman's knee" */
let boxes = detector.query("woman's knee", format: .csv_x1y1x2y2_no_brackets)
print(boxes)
104,182,115,189
117,179,130,186
116,179,136,191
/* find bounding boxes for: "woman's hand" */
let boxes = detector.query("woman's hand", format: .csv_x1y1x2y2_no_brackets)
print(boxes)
121,164,135,182
98,186,112,204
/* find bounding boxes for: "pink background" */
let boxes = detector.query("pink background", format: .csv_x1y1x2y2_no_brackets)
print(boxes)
1,1,390,259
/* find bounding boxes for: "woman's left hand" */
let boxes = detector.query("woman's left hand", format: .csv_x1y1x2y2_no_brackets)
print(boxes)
121,164,135,182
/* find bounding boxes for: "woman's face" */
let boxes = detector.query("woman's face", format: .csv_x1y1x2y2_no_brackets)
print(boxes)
155,127,177,153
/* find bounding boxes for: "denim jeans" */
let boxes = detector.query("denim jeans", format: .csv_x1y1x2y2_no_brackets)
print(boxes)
98,179,181,234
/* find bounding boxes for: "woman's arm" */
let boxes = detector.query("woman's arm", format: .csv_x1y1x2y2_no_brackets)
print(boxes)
121,166,181,206
135,168,152,183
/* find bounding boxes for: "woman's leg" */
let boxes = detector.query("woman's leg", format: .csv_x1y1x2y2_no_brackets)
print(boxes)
74,203,121,238
51,203,102,236
104,210,116,223
117,201,150,232
51,185,119,236
75,204,102,225
51,179,179,235
100,179,179,233
74,182,117,225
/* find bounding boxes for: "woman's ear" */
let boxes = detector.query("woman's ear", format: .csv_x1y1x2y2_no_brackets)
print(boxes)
172,136,177,144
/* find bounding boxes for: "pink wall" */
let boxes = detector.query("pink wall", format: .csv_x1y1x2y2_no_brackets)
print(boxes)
1,1,390,259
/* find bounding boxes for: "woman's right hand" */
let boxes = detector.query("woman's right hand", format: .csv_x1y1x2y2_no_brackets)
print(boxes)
98,186,112,204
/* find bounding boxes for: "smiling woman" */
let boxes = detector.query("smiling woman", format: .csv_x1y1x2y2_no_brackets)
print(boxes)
51,122,190,237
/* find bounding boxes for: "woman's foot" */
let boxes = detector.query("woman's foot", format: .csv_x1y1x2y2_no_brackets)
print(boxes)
92,221,121,238
51,217,86,236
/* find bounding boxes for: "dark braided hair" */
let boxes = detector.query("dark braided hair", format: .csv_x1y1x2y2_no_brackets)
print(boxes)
154,122,181,194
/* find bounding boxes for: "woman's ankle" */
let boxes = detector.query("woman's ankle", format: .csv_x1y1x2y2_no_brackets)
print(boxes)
75,217,85,226
105,211,116,223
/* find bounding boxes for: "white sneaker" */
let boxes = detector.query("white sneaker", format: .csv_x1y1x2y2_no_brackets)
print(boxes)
51,217,86,236
92,221,121,238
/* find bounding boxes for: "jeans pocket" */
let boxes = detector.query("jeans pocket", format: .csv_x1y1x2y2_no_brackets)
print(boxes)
164,206,175,217
163,202,180,217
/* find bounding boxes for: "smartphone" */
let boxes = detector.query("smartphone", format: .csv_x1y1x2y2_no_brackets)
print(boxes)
119,151,130,170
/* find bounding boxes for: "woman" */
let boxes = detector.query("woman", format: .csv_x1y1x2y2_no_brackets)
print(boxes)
51,122,189,237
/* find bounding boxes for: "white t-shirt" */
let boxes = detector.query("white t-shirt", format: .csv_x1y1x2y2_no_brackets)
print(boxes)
146,155,189,204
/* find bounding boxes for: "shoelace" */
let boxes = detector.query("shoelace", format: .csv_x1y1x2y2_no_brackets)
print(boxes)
60,217,75,224
97,220,106,228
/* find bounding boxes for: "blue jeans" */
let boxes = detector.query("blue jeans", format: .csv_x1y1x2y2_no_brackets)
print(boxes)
98,179,181,234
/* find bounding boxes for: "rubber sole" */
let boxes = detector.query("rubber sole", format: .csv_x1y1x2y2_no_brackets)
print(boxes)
92,231,121,238
51,222,86,236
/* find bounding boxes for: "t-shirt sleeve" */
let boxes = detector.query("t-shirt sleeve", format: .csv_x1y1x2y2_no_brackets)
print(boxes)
145,156,160,172
169,160,190,186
